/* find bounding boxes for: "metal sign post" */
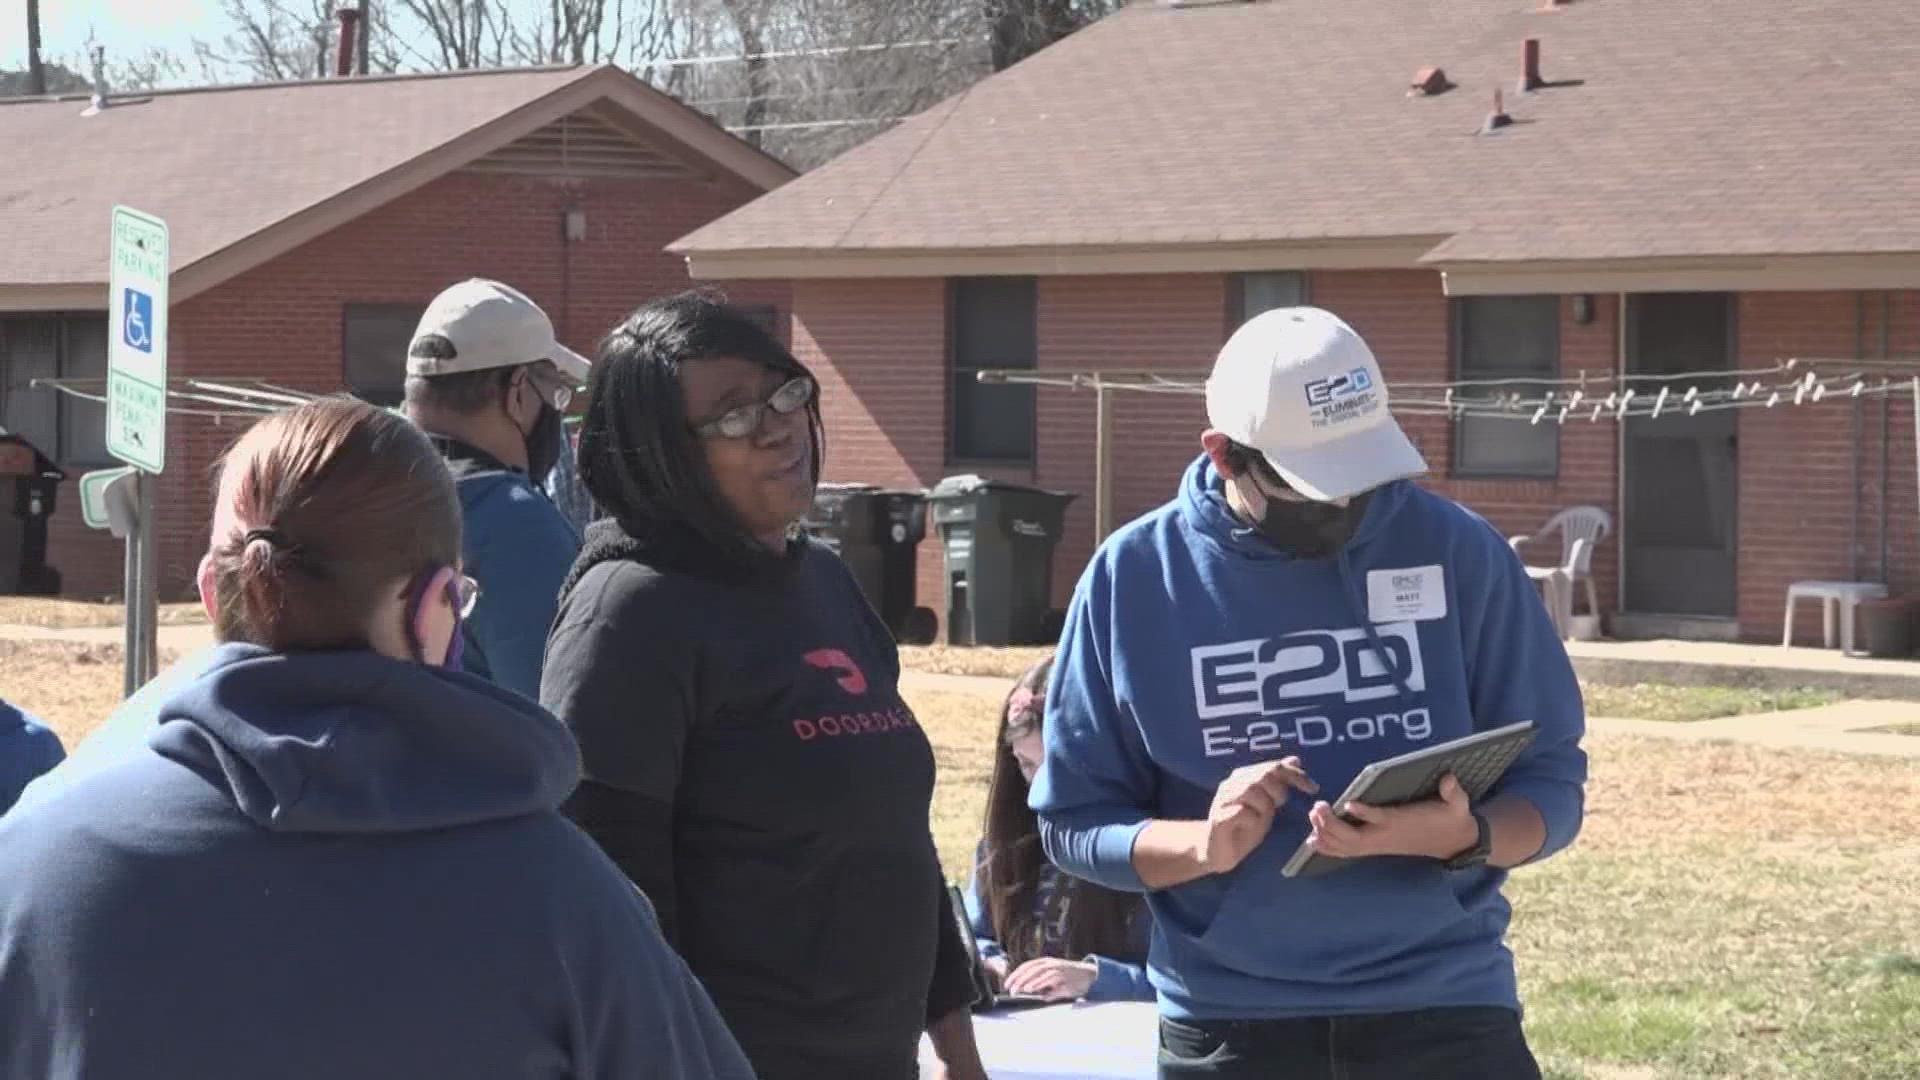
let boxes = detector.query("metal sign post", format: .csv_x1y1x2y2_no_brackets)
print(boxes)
106,206,169,696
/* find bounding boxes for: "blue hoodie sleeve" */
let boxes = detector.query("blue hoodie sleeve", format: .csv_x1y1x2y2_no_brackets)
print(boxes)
962,840,1005,962
462,481,580,701
1029,556,1157,893
564,837,756,1079
1459,515,1589,863
1084,895,1155,1001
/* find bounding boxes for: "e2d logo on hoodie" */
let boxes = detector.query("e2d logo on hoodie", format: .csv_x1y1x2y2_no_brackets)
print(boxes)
1189,622,1433,758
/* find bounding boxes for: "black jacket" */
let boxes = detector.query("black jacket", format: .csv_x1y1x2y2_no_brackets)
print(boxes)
542,524,975,1078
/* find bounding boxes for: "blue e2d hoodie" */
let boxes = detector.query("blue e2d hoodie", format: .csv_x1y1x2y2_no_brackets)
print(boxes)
0,644,753,1080
1030,454,1588,1021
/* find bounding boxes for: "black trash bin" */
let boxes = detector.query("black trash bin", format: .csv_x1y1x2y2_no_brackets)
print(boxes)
0,433,66,596
927,475,1076,647
804,483,938,645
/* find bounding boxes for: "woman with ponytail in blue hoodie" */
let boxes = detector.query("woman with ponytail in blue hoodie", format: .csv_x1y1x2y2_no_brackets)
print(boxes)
1032,308,1588,1080
0,398,752,1080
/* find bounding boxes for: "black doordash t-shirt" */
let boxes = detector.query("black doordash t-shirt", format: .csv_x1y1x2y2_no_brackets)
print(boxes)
541,526,974,1078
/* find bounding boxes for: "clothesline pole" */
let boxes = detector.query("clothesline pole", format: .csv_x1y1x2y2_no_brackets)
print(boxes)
1094,375,1114,544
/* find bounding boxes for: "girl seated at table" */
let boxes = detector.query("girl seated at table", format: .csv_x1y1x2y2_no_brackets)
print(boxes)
965,655,1154,1003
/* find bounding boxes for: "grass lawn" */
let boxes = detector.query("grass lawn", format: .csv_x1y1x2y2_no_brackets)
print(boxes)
913,684,1920,1080
1583,683,1844,722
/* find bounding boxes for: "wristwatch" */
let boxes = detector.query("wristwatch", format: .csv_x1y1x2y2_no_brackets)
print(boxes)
1441,810,1492,871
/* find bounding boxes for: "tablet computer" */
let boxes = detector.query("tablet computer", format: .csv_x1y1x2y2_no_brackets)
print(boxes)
946,885,1055,1012
1280,721,1537,880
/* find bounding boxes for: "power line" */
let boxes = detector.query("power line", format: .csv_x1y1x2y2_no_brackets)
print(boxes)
724,116,906,133
648,37,963,69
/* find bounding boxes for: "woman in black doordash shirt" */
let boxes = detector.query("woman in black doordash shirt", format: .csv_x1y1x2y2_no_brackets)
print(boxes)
541,292,985,1080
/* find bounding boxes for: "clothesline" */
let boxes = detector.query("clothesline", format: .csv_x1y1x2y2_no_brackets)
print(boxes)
30,377,317,419
978,359,1920,425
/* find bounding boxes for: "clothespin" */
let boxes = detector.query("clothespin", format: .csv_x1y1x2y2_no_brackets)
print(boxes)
1689,398,1703,416
1852,380,1866,397
1531,402,1548,425
1794,380,1808,406
1767,391,1781,407
1568,389,1585,409
1813,381,1827,402
1589,403,1603,422
1444,388,1456,416
1651,386,1670,418
1616,388,1636,419
1732,382,1748,400
1557,403,1571,424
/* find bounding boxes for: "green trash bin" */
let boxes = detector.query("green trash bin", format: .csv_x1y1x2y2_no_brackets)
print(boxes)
803,483,938,645
927,475,1075,647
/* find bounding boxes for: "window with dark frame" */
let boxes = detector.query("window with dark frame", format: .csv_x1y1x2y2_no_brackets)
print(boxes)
1230,271,1309,329
0,315,112,466
949,277,1037,465
1452,295,1561,478
343,303,428,408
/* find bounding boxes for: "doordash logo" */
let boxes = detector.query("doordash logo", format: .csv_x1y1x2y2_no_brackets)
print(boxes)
804,648,868,696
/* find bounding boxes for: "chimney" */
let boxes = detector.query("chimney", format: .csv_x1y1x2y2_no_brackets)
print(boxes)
1520,37,1544,92
1482,88,1513,133
335,8,361,78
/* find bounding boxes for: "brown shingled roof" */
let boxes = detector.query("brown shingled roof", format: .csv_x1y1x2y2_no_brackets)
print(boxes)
672,0,1920,274
1,65,793,307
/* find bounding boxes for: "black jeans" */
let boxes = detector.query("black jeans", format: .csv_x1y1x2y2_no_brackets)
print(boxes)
1158,1006,1541,1080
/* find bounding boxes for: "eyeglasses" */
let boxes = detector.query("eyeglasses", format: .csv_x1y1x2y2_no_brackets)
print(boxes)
691,377,815,440
452,573,482,618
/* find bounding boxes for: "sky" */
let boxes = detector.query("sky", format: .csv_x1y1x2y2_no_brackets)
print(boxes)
1,0,216,70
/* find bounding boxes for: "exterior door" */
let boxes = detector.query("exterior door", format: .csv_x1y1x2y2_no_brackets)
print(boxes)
1622,293,1739,617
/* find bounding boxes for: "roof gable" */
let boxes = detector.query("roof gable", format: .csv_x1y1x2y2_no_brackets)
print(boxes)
0,65,793,308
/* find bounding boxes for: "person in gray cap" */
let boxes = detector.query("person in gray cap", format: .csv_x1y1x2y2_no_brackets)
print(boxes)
403,279,588,700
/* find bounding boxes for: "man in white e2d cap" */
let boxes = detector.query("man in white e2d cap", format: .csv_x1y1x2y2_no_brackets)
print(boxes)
404,279,588,700
1030,307,1588,1078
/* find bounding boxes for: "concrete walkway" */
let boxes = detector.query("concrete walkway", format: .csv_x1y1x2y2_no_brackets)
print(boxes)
1567,638,1920,699
897,671,1920,759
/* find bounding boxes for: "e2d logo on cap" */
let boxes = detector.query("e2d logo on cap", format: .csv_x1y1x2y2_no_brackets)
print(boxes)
1303,367,1373,407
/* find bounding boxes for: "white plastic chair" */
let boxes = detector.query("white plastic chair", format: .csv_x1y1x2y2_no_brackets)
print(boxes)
1509,506,1612,637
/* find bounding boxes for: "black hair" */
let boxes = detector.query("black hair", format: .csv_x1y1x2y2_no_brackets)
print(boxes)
578,290,824,571
402,367,511,417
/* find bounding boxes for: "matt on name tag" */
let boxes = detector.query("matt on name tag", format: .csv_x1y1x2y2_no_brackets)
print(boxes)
1367,565,1447,623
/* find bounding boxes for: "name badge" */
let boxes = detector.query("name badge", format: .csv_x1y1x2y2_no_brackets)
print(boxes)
1367,565,1447,623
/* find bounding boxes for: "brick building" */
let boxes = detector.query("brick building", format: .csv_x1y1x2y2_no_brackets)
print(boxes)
673,0,1920,643
0,64,791,599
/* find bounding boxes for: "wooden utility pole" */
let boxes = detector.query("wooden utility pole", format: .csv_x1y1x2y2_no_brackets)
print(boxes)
26,0,48,95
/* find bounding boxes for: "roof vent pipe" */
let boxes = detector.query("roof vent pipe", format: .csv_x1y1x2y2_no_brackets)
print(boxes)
1482,88,1513,133
1520,37,1544,92
335,8,361,78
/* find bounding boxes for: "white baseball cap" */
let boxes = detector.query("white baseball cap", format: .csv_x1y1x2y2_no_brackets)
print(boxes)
406,279,591,384
1205,306,1428,502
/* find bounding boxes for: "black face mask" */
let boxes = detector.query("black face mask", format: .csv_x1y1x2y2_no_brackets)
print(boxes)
524,404,563,487
1250,487,1371,559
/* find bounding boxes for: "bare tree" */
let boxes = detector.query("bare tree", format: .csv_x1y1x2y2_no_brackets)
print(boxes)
986,0,1120,72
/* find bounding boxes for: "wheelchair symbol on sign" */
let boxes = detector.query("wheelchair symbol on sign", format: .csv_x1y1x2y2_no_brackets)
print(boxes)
123,289,153,353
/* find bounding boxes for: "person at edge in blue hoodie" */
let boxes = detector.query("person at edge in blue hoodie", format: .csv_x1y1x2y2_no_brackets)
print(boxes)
0,698,63,814
0,398,753,1080
1031,307,1588,1080
403,278,586,699
964,654,1154,1003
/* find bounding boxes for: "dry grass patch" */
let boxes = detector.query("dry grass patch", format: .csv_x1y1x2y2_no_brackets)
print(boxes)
0,640,181,749
0,597,204,629
904,681,1920,1080
899,645,1054,680
1584,683,1844,722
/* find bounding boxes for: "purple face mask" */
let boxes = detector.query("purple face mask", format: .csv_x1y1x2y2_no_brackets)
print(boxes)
402,567,466,669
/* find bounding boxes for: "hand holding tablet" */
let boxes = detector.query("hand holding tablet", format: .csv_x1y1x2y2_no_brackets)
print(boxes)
1282,722,1537,879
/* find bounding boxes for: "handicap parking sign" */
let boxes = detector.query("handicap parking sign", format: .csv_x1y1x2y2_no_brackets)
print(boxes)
123,289,153,353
